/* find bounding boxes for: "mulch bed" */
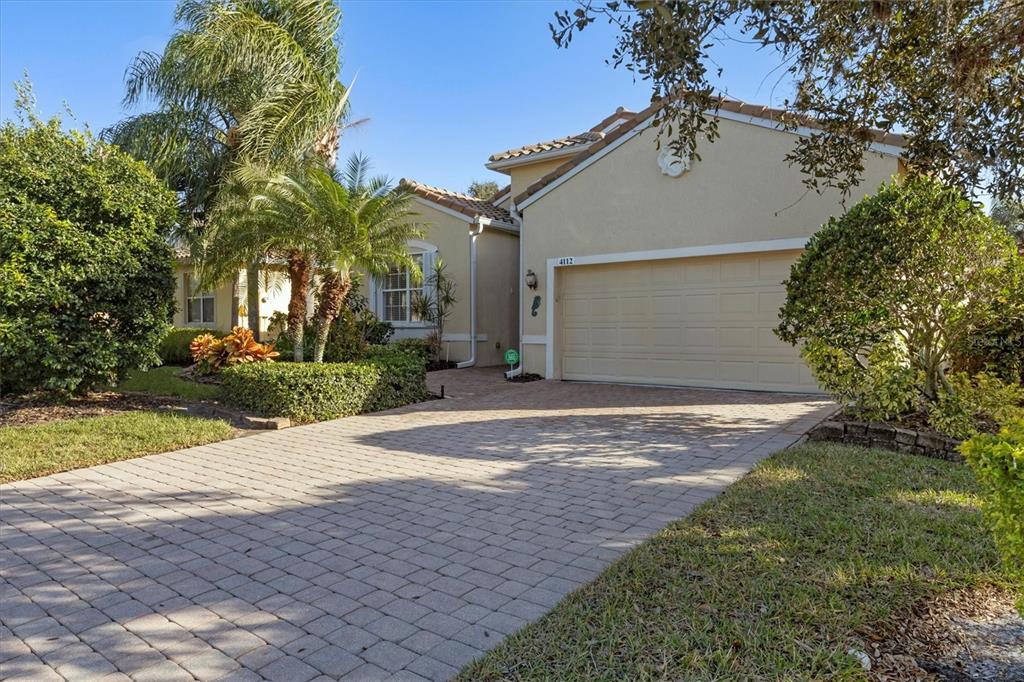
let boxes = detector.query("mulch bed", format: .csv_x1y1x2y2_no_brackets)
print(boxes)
866,585,1024,681
426,360,458,372
507,372,543,383
0,392,193,428
831,409,999,437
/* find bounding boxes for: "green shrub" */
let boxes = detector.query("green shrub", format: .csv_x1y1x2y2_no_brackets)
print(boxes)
274,289,393,363
960,420,1024,597
777,176,1020,404
387,338,432,364
802,336,921,421
928,373,1024,440
952,271,1024,385
159,328,224,365
220,349,426,423
0,111,177,394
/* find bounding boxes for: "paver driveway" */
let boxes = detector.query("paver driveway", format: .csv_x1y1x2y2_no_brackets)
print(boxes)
1,369,834,681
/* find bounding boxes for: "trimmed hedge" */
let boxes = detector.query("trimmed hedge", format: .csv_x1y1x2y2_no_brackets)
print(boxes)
220,350,426,423
159,327,224,365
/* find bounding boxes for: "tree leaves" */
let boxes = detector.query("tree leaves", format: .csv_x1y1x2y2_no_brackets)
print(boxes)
552,0,1024,201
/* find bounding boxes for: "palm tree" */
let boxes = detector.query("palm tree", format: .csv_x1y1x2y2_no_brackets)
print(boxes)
104,0,349,339
203,155,422,362
309,155,423,362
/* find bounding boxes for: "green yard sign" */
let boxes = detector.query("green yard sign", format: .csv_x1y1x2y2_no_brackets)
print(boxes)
504,348,520,366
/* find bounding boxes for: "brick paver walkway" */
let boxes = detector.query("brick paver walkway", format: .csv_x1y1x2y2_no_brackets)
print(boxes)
1,369,833,681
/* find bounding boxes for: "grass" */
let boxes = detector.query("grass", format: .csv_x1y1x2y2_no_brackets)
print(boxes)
0,411,235,483
116,366,220,401
461,443,1019,681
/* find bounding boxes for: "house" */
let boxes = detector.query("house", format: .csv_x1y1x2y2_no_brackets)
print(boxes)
174,97,904,385
363,181,519,367
492,100,905,390
171,250,293,336
394,100,901,383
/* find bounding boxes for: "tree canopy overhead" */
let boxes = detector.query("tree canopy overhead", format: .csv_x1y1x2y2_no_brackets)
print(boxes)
552,1,1024,200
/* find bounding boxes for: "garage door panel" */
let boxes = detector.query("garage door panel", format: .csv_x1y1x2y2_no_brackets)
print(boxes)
721,258,758,282
758,362,798,385
558,251,818,392
620,326,650,347
682,359,717,380
758,254,793,280
684,261,717,283
590,325,618,347
719,326,755,349
589,296,618,318
684,293,717,314
562,296,591,320
562,325,590,347
683,326,716,347
719,361,757,383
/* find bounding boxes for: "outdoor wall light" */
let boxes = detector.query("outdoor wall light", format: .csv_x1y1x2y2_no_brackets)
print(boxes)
525,269,538,290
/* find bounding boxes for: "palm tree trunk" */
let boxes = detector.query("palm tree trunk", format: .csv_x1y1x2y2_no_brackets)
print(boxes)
286,250,310,362
246,262,261,341
312,270,350,362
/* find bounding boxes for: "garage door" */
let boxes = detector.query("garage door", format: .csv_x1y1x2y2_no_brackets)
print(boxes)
558,251,818,392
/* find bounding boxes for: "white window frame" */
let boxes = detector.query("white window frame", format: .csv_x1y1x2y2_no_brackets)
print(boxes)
184,272,216,326
372,242,438,328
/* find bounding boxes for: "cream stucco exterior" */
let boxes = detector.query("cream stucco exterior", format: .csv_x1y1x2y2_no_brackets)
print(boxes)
170,104,902,387
363,200,519,367
172,262,293,336
172,263,237,333
513,115,902,384
508,157,569,199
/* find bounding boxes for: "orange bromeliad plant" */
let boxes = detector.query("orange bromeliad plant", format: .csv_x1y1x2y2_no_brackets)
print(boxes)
190,327,279,376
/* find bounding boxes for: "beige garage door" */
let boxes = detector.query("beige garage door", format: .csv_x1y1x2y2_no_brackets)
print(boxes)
558,251,818,392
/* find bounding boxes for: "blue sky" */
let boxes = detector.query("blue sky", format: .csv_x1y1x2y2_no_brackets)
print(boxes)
1,0,790,193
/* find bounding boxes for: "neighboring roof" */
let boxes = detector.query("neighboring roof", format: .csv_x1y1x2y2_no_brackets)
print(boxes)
400,179,514,225
512,98,908,208
490,184,512,205
487,107,638,166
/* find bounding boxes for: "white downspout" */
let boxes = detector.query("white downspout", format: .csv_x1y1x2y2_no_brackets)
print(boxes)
456,217,485,369
505,202,524,379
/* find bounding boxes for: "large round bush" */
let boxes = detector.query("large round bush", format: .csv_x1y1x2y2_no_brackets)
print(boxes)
0,116,177,394
776,176,1020,416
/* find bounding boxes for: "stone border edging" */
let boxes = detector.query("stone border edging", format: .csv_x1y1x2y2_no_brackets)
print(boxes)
807,419,963,462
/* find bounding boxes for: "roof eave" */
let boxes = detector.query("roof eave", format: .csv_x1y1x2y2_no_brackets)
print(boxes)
485,145,594,172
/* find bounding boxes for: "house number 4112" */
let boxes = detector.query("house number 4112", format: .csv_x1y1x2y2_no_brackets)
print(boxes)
557,257,576,266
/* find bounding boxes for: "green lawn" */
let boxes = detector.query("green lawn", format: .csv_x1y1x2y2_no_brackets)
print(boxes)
116,366,220,401
461,443,1017,681
0,411,235,483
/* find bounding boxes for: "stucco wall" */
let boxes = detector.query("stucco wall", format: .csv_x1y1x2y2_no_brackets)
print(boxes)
172,263,293,336
508,157,569,198
364,200,518,366
172,264,236,333
517,116,901,376
475,227,519,366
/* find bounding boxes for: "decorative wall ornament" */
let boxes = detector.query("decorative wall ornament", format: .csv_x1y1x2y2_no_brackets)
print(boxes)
657,146,691,177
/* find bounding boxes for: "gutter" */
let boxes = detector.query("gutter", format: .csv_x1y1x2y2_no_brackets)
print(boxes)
505,202,524,379
456,217,486,369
